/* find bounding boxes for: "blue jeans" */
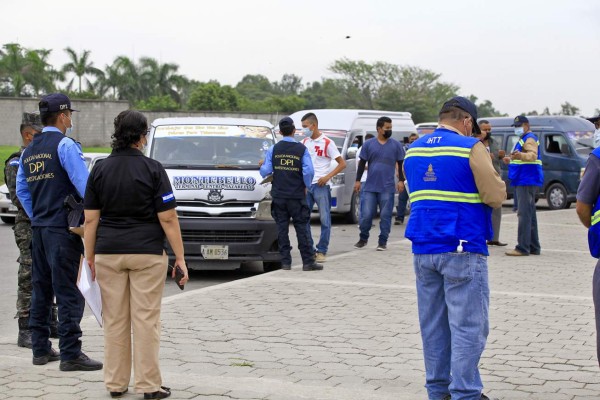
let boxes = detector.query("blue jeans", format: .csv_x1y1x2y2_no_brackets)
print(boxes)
306,184,331,255
414,252,490,400
359,191,394,245
396,189,409,222
515,185,541,255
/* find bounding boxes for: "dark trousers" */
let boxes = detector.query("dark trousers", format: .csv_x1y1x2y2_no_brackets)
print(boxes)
30,227,85,360
515,185,541,255
594,260,600,367
271,197,314,266
395,189,409,222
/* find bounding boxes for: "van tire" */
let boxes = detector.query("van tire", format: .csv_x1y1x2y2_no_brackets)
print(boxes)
546,182,568,210
263,262,281,273
346,192,360,224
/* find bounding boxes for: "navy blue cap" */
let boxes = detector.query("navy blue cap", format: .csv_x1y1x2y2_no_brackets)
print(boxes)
278,117,294,129
586,114,600,124
440,96,481,135
511,115,529,127
38,93,78,114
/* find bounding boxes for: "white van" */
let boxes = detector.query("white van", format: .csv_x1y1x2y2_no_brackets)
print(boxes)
283,109,417,223
147,117,281,271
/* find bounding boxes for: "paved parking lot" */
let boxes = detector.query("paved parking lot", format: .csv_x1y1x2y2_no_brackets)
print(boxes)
0,208,598,399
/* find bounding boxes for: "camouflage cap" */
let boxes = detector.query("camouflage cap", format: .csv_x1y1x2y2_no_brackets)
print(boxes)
22,112,43,132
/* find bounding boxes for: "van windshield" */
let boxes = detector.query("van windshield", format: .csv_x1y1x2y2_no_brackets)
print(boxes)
151,124,274,168
565,130,595,154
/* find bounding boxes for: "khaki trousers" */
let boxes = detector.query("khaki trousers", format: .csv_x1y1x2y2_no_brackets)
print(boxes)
95,253,167,393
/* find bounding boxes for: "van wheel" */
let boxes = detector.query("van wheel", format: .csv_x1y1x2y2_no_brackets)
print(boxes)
346,192,359,224
263,262,281,273
1,216,15,224
546,183,568,210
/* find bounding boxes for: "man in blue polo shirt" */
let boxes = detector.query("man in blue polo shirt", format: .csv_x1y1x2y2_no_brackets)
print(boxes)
260,117,322,271
16,93,103,371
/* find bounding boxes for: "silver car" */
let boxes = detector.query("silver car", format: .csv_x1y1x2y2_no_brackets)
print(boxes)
0,152,108,224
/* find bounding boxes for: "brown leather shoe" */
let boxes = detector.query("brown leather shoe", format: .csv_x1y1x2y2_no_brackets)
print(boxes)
505,249,528,256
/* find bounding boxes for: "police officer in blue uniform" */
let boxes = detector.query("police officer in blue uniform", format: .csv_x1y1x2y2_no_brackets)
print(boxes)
576,145,600,367
16,93,103,371
260,117,322,271
404,97,505,400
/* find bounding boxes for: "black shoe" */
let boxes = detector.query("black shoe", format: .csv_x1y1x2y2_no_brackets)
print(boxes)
530,251,541,255
17,329,32,348
32,347,60,365
110,388,128,398
354,240,367,249
487,240,507,246
394,220,403,225
59,352,103,371
480,393,498,400
442,395,451,400
281,264,291,270
303,262,323,271
144,386,171,399
376,244,387,251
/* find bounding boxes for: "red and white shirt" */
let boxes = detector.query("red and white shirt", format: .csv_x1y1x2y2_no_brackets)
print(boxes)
302,133,341,185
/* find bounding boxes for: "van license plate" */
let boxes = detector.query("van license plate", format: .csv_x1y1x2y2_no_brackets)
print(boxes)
201,245,229,260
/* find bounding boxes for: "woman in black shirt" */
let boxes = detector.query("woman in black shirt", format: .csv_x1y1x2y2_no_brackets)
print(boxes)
84,110,188,399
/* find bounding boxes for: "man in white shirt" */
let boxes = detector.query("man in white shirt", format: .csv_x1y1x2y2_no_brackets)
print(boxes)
301,113,347,263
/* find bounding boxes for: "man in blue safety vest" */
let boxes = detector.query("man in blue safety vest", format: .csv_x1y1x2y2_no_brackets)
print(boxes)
576,143,600,367
503,115,543,256
404,96,506,400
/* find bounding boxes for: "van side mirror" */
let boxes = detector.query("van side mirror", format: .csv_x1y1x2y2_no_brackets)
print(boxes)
346,146,358,159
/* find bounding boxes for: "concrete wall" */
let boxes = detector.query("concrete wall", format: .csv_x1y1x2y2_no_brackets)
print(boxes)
0,98,283,147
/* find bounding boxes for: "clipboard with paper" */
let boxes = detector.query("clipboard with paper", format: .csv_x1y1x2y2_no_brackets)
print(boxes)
76,257,103,327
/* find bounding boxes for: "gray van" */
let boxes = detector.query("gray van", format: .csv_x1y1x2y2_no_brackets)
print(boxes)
283,109,417,223
483,116,594,210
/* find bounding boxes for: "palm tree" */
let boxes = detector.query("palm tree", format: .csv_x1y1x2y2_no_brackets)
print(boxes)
24,49,61,97
139,57,186,104
0,43,29,96
62,47,104,94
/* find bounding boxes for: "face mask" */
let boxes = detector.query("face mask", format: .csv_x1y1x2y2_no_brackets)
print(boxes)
383,130,392,139
302,127,312,137
139,136,148,152
594,129,600,148
64,115,74,136
514,127,524,136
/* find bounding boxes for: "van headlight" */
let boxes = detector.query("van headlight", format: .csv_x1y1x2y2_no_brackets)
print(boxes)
331,173,345,185
255,192,273,220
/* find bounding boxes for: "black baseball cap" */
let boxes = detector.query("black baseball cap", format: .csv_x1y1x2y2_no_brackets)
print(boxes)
38,93,78,114
440,96,481,135
511,115,529,127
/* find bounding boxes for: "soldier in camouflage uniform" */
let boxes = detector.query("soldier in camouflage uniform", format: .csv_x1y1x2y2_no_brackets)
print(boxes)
4,112,58,348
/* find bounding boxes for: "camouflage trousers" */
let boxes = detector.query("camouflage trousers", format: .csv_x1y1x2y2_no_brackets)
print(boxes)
14,220,32,319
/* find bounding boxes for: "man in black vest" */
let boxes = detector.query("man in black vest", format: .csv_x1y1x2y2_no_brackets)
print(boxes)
16,93,102,371
260,117,322,271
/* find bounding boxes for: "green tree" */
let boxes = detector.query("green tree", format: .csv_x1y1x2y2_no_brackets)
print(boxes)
558,101,580,116
0,43,30,96
274,74,303,96
188,81,240,111
61,47,104,94
139,57,187,104
235,74,275,101
110,56,145,102
466,95,507,118
136,95,180,111
23,48,60,96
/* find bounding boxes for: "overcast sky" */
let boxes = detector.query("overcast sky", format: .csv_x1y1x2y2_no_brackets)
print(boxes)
3,0,599,117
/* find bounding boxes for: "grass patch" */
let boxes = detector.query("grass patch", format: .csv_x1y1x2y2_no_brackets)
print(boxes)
230,360,254,367
0,145,111,185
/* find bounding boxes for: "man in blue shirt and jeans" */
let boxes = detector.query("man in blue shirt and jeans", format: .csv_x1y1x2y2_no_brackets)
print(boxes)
353,116,405,251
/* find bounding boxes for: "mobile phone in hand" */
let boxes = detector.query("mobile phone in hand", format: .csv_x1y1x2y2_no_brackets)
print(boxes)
168,264,185,290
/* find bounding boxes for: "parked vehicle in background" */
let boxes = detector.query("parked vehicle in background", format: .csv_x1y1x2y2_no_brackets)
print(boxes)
415,122,438,136
484,115,594,210
147,117,281,271
0,152,108,224
280,109,417,224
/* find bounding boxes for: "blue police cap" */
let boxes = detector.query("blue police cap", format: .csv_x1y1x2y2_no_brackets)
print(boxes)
511,115,529,127
39,93,78,114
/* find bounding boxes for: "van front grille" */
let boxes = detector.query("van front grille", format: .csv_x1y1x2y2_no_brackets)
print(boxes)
182,229,262,243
